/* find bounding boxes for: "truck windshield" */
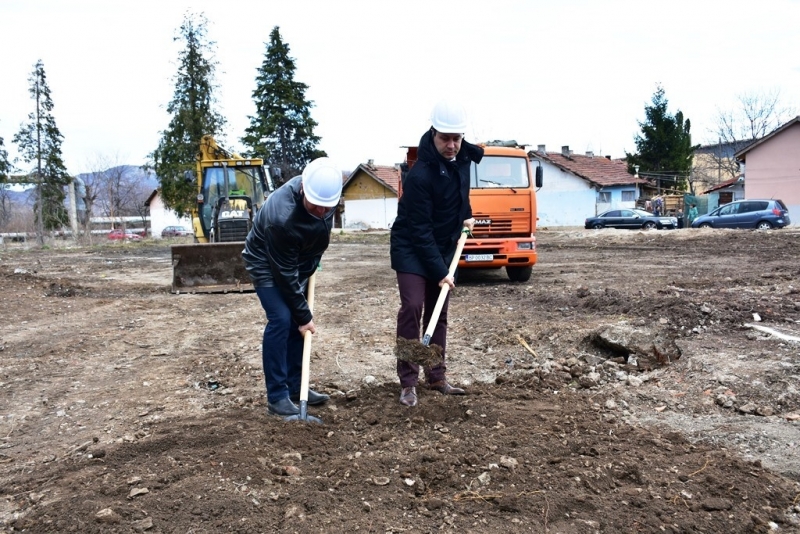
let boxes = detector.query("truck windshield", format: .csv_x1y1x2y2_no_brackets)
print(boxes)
200,165,268,233
470,156,530,189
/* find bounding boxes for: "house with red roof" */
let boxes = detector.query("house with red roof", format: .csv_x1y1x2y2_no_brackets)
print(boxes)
340,160,400,229
529,145,651,227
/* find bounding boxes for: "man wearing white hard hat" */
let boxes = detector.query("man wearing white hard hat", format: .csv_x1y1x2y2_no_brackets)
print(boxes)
243,157,342,416
390,100,484,407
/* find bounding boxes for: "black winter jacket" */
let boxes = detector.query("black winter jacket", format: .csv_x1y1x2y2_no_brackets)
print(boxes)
390,130,484,281
242,176,334,326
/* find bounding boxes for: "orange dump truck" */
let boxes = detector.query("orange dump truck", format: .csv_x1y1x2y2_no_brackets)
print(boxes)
401,141,543,281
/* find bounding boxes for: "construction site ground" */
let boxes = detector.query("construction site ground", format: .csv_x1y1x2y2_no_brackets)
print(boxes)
1,227,800,533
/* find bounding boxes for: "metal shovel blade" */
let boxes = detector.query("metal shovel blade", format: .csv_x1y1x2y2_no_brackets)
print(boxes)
284,400,322,424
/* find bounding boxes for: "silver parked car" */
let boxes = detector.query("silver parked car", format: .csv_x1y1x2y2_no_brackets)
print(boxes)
161,225,193,238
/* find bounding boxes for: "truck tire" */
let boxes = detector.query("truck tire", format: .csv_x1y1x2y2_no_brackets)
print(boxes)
506,265,532,282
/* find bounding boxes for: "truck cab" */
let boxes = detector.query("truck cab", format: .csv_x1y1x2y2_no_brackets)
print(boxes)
464,142,542,281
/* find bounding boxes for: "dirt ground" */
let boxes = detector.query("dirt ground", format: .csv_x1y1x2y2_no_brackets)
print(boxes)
2,227,800,533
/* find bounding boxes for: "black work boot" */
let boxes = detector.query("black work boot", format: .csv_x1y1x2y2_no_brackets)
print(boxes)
268,397,300,416
290,389,330,406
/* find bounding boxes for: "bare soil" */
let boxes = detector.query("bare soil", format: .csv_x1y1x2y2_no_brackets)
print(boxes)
2,227,800,533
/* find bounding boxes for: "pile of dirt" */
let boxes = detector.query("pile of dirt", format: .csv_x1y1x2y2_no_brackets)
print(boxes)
5,380,799,533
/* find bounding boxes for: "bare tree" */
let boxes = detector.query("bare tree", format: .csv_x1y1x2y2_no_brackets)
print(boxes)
82,154,154,238
0,187,36,235
90,164,146,219
701,89,797,184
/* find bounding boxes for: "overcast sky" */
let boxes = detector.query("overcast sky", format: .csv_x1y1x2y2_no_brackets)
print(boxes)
1,0,799,177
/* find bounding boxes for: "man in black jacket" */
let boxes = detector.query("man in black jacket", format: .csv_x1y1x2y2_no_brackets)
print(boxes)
242,157,342,416
390,100,484,407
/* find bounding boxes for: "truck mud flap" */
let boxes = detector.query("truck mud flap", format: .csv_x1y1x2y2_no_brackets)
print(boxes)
171,242,253,294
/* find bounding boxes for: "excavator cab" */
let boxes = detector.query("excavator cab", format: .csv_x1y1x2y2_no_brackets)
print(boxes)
171,135,276,294
199,163,267,242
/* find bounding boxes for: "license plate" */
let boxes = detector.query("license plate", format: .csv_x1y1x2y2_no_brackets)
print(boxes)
465,254,494,262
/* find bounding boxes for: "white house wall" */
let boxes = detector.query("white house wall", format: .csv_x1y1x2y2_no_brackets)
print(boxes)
149,194,192,238
534,160,641,226
538,190,597,226
344,198,398,229
535,161,596,226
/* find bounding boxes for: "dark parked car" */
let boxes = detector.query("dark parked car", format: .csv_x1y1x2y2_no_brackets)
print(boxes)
691,199,791,230
161,225,193,238
585,209,679,230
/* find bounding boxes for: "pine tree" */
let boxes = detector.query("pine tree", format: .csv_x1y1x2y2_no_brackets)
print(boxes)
151,12,226,215
241,26,324,183
12,60,70,239
626,86,698,192
0,132,10,179
0,132,11,229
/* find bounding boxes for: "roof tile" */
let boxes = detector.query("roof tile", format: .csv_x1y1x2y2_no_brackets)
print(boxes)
532,150,648,187
353,163,400,194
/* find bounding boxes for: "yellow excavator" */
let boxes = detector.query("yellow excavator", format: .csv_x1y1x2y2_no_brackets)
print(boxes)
171,135,277,293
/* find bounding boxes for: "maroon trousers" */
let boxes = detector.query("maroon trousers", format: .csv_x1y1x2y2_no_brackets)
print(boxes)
396,272,449,387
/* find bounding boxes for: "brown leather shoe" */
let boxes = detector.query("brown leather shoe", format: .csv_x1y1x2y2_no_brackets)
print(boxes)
428,380,466,395
399,386,417,407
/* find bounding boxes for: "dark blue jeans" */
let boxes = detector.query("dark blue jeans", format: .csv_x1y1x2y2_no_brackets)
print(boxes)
255,286,304,404
395,272,449,387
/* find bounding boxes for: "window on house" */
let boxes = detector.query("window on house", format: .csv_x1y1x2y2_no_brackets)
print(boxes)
621,190,635,202
597,192,611,203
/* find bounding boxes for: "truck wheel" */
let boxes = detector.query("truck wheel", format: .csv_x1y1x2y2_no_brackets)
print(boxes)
506,266,532,282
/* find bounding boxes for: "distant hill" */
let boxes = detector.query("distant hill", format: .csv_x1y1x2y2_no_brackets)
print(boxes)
3,165,160,216
3,187,36,205
75,165,160,191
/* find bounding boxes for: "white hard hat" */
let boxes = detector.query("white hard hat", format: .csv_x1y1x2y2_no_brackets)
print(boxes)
430,99,468,133
302,157,342,207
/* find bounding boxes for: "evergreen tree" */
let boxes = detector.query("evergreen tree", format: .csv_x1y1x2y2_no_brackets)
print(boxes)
0,132,11,179
151,12,226,215
242,26,324,183
12,60,70,238
0,132,11,229
626,86,698,191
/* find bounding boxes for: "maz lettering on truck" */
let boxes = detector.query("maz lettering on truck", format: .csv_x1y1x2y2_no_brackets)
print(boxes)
474,219,492,226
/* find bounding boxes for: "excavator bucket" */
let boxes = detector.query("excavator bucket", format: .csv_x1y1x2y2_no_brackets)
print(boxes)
171,243,253,294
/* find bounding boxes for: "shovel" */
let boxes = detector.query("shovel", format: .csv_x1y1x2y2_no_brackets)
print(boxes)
285,272,323,424
395,227,469,366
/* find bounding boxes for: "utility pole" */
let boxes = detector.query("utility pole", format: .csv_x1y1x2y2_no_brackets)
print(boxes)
68,178,78,240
